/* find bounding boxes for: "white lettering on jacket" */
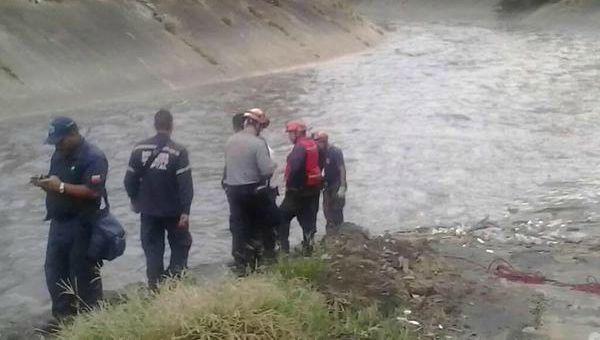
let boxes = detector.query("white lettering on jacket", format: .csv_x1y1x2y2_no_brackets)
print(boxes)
141,151,170,170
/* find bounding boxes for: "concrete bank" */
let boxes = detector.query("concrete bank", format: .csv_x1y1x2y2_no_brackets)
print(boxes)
0,0,382,116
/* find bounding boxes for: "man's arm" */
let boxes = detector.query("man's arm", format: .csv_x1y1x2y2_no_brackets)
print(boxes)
286,145,306,189
175,148,193,229
123,149,140,199
36,177,102,199
176,148,193,216
339,149,347,189
338,149,347,197
38,155,109,200
256,141,276,182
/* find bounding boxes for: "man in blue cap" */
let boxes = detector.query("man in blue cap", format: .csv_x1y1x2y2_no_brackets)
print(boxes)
31,117,108,320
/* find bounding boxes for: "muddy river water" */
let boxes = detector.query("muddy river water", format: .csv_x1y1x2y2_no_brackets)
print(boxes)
1,17,600,330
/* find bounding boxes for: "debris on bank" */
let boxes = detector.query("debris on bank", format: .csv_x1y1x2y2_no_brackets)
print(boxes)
320,223,474,336
29,221,600,339
316,216,600,339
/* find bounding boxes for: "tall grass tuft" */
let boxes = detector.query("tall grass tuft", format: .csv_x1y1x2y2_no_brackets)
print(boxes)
58,276,327,339
57,257,413,339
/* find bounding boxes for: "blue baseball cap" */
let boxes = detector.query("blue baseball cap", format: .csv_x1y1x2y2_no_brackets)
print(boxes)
45,117,77,145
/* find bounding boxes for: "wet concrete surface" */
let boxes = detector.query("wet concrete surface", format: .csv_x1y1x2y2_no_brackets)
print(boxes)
432,231,600,340
2,16,600,338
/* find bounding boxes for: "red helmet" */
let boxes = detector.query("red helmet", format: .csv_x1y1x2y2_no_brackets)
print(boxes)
244,108,270,128
285,120,306,133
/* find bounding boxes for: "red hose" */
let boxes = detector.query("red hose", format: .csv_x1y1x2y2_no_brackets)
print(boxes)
487,259,546,285
445,255,600,295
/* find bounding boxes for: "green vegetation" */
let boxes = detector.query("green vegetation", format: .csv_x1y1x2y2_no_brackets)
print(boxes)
56,255,412,340
273,255,327,282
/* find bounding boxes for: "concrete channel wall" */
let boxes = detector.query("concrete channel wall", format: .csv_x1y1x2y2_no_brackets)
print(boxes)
0,0,382,116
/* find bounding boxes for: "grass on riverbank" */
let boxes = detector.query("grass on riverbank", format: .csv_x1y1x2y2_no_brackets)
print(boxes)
56,256,412,340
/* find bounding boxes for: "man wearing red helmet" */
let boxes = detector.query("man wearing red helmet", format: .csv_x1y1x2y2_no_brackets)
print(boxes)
279,120,322,254
224,108,276,274
314,131,347,232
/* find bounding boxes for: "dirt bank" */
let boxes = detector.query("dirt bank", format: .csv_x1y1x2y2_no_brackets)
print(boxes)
320,223,600,339
9,221,600,339
0,0,381,116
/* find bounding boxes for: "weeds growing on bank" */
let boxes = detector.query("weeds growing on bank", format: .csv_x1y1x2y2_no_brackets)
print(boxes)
273,254,327,283
57,256,413,340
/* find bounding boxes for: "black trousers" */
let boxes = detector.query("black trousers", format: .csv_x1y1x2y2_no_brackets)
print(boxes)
226,184,278,271
255,186,280,260
140,214,192,289
278,188,320,253
45,217,102,319
323,187,345,232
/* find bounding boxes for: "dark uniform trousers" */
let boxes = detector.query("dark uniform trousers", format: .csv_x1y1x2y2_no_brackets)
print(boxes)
226,184,278,271
140,214,192,289
256,187,280,261
278,187,320,253
323,186,345,232
44,216,102,319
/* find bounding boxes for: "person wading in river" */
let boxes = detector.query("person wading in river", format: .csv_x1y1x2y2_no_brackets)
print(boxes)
124,109,194,290
314,131,347,233
32,117,107,321
223,109,276,274
279,120,322,255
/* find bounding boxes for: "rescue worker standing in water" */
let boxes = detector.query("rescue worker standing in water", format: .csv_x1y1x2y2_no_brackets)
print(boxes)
314,131,347,233
223,109,276,274
124,109,194,290
279,120,322,255
32,117,107,320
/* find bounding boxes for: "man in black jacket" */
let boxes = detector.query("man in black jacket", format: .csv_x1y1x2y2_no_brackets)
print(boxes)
124,109,194,289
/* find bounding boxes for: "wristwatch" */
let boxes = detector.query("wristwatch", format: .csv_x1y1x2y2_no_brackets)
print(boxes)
59,182,65,194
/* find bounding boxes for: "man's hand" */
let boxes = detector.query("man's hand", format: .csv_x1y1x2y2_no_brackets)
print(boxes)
178,214,190,229
36,175,62,193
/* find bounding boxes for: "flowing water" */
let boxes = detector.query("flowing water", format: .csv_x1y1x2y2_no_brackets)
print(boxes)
2,15,600,331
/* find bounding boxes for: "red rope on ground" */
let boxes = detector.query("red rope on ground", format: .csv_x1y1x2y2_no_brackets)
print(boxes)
444,255,600,295
487,258,546,285
570,276,600,295
571,283,600,295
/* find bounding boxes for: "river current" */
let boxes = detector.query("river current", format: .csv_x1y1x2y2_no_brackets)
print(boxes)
1,17,600,330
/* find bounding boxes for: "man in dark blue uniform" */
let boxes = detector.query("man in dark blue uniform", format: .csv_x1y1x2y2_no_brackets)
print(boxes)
32,117,107,320
124,109,193,289
314,131,347,233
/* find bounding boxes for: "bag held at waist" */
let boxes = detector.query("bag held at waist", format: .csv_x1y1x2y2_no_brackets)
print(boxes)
88,195,126,261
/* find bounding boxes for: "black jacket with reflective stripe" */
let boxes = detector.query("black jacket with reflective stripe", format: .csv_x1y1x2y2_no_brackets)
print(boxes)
124,134,193,217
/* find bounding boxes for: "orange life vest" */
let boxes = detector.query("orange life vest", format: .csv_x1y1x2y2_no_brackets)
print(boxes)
285,137,322,188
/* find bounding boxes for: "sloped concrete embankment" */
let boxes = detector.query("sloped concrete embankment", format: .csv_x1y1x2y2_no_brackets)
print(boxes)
0,0,381,116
